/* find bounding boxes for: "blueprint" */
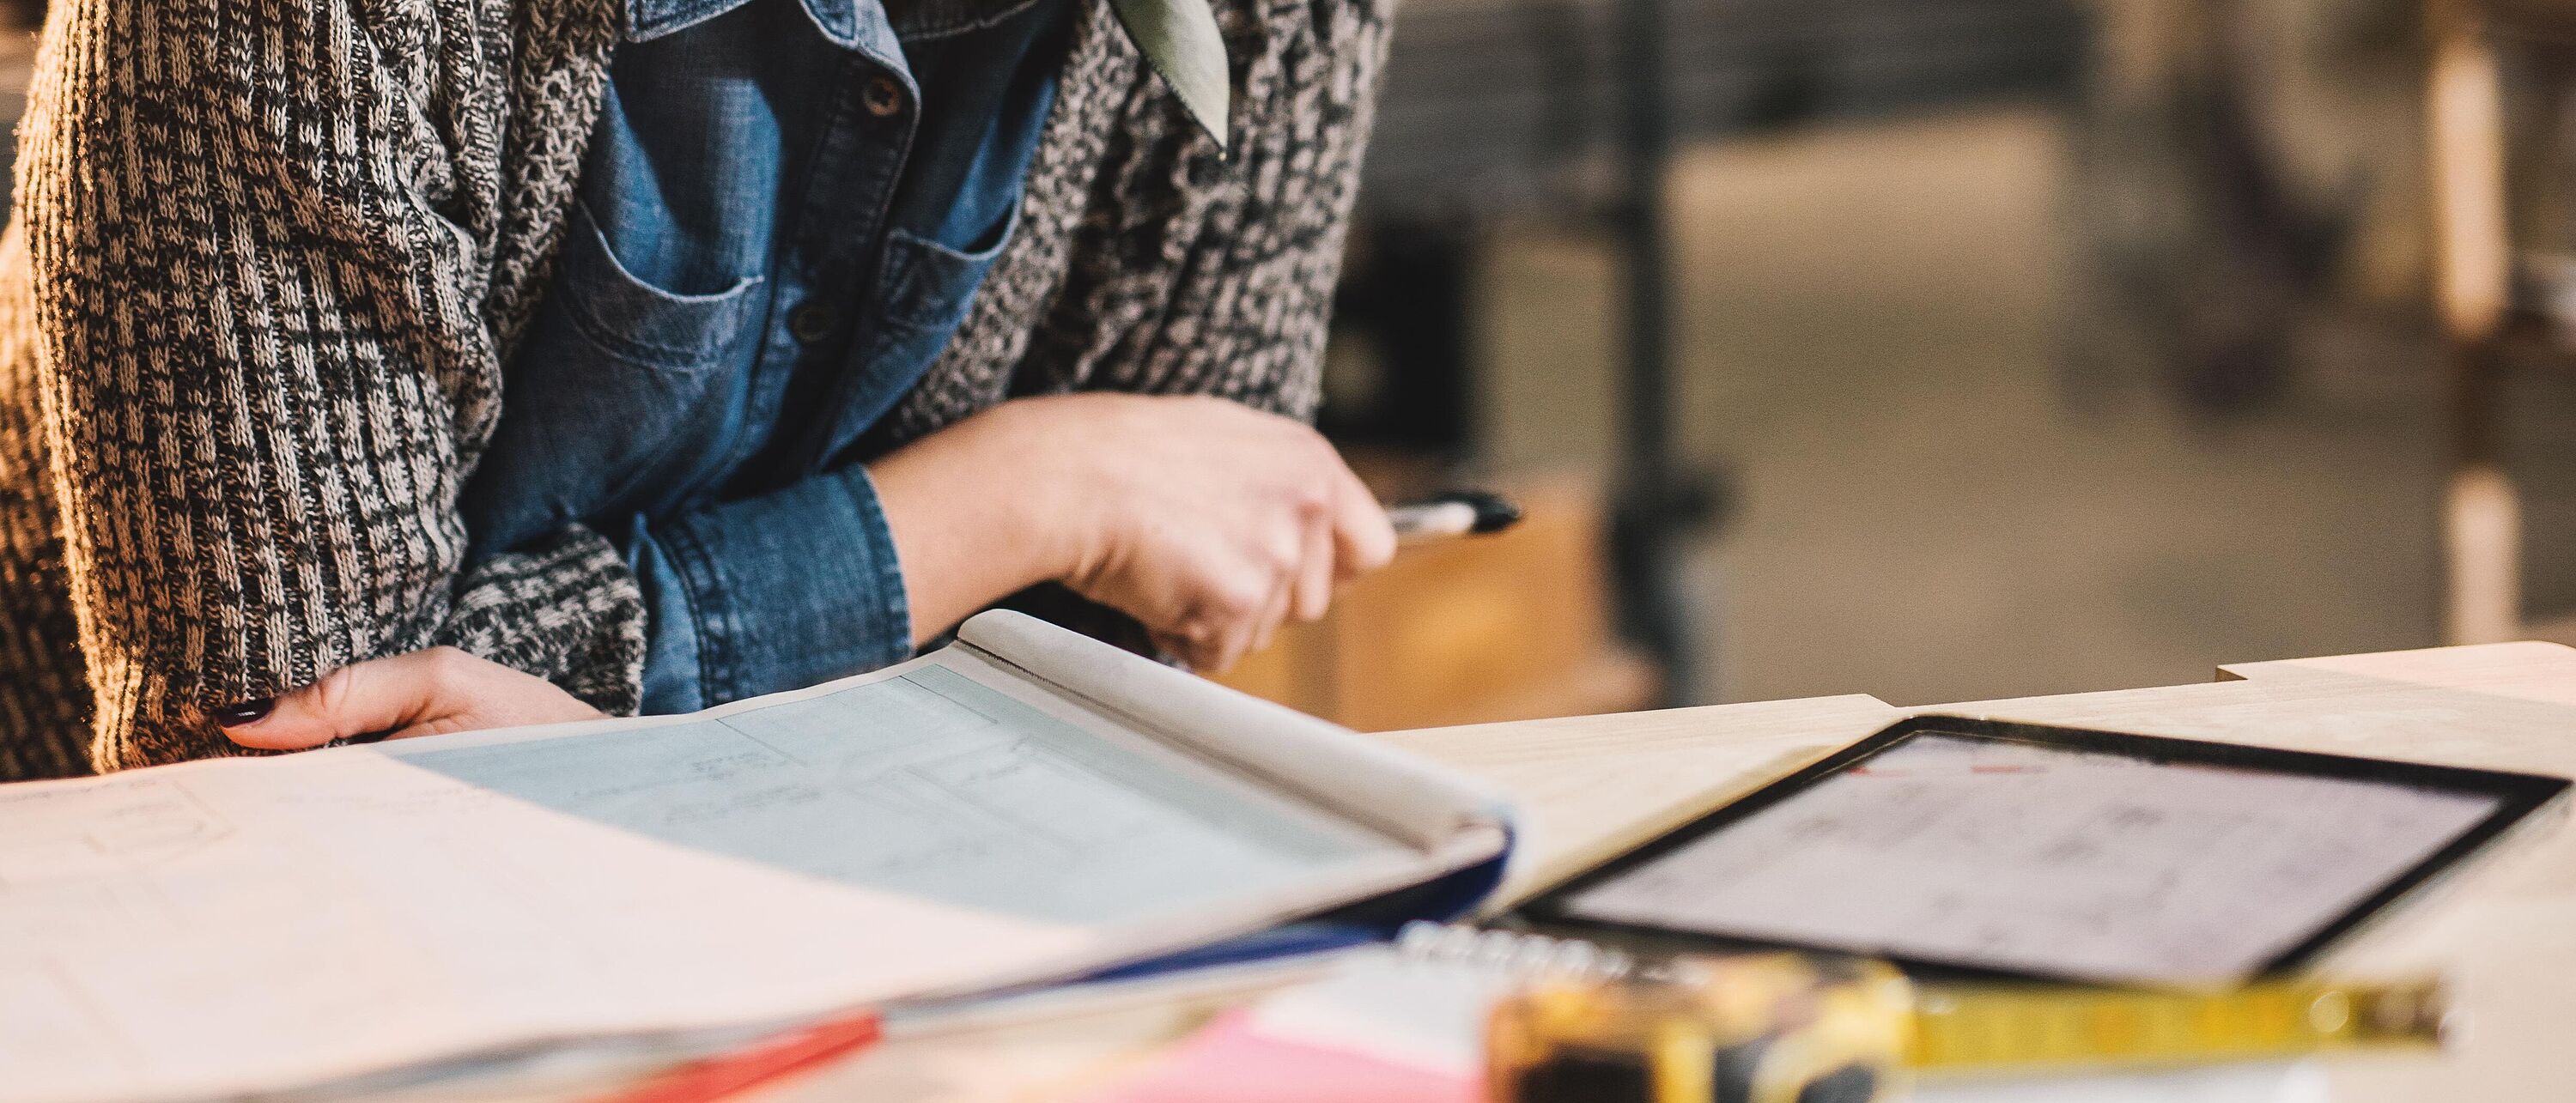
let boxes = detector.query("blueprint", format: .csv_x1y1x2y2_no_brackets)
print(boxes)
0,649,1419,1103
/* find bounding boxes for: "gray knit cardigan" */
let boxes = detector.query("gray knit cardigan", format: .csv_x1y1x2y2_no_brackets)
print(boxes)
0,0,1388,779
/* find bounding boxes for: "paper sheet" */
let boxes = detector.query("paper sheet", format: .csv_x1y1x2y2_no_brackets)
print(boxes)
0,654,1410,1103
1564,734,2501,984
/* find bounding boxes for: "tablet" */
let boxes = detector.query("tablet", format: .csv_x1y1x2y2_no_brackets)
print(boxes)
1517,716,2567,986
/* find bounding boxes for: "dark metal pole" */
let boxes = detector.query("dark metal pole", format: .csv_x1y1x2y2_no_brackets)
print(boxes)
1606,0,1717,708
1615,0,1674,478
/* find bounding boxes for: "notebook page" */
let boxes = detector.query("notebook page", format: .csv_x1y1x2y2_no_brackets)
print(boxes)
0,650,1416,1103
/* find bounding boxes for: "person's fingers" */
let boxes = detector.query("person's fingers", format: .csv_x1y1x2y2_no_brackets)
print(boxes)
1196,573,1276,675
1326,464,1396,579
1148,628,1205,670
216,647,601,749
1243,512,1316,659
1291,516,1335,622
1242,568,1296,664
216,649,463,750
1151,578,1230,670
1157,623,1229,672
1183,526,1297,673
373,656,603,740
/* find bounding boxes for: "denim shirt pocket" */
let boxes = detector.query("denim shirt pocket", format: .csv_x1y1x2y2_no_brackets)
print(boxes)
553,200,767,371
463,200,766,555
814,207,1021,466
879,203,1020,330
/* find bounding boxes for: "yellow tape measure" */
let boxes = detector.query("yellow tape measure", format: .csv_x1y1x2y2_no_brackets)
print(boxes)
1480,948,2447,1103
1909,976,2447,1072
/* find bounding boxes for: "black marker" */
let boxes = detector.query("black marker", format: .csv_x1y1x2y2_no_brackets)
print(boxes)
1386,491,1522,543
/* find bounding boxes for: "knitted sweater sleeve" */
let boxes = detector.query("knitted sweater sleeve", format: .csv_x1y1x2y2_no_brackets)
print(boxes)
17,0,644,770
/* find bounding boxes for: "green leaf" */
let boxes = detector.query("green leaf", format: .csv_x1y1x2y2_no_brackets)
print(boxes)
1109,0,1230,153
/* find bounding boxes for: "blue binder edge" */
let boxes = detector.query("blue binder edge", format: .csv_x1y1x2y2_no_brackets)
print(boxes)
1084,825,1516,982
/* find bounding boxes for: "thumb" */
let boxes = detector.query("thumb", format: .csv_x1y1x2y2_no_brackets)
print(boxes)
216,649,464,750
1328,467,1396,577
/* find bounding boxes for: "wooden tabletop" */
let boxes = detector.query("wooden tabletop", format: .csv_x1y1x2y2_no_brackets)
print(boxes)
766,641,2576,1101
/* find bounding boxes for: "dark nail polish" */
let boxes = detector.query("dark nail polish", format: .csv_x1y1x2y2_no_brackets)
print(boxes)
211,698,274,727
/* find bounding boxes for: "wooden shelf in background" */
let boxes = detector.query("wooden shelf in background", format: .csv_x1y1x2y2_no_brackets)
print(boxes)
1213,476,1656,731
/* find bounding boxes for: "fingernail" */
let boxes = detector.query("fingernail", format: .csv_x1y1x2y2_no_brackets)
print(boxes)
211,698,274,728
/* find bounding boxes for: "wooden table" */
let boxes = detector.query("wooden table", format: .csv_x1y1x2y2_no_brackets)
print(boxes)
765,642,2576,1101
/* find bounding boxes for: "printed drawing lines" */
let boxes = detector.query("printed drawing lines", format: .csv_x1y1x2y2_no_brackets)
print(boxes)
708,671,1005,772
0,779,238,890
896,741,1119,857
712,715,813,767
898,672,1002,724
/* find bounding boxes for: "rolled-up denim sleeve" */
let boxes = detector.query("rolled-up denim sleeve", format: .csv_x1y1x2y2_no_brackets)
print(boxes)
615,465,912,714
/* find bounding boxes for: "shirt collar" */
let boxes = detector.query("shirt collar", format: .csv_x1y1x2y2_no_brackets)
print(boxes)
624,0,1032,45
621,0,865,45
624,0,1230,151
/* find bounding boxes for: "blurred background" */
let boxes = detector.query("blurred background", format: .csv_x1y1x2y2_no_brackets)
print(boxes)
12,0,2576,727
1236,0,2576,730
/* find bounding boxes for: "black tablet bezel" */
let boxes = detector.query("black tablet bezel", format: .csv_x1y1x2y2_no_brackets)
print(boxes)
1513,714,2571,984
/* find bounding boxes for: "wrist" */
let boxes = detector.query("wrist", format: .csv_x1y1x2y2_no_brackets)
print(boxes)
870,402,1097,642
974,397,1117,586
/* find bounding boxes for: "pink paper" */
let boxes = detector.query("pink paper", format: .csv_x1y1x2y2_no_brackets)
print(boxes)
1077,1009,1479,1103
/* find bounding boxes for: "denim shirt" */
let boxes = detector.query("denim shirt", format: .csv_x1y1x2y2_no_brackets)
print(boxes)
461,0,1072,713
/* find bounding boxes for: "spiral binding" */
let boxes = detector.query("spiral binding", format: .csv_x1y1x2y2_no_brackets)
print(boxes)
1393,922,1643,983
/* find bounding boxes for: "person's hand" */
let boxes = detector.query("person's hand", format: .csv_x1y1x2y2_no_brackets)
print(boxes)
1037,396,1396,670
872,393,1396,671
214,647,604,749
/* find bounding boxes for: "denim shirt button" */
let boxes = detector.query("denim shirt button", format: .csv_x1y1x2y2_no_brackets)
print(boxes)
862,76,904,118
788,302,835,342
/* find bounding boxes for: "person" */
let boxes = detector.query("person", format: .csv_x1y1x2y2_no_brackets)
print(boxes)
0,0,1397,779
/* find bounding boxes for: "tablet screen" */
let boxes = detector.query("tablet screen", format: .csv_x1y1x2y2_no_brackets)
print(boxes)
1553,730,2515,985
